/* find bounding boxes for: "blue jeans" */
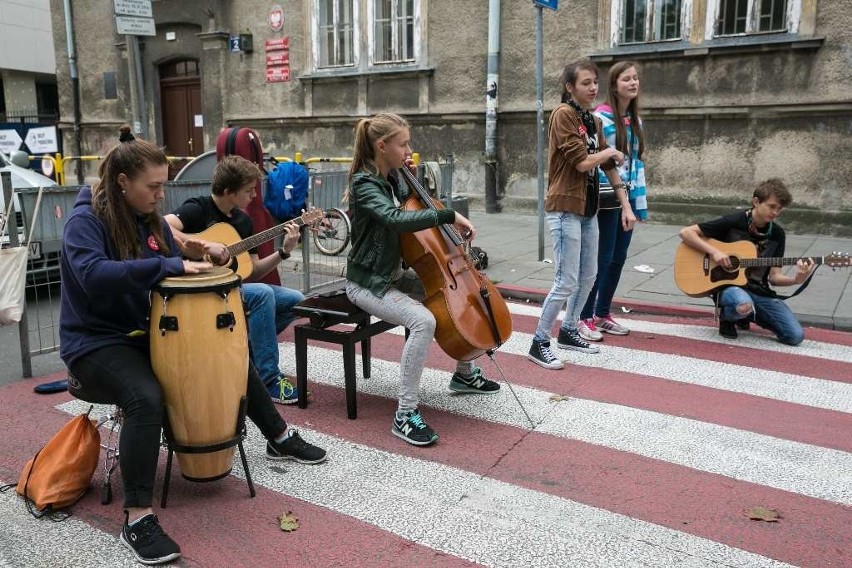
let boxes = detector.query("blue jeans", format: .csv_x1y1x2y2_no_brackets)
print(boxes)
581,207,633,320
534,212,599,341
242,283,305,390
718,286,804,345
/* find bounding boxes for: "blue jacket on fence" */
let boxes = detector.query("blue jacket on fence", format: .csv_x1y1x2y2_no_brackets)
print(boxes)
264,161,309,221
59,186,184,366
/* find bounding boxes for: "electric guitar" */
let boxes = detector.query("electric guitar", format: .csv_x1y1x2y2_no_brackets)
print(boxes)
191,209,323,280
674,238,850,297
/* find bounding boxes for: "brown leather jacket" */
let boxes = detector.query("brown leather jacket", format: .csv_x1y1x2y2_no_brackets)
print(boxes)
544,103,616,215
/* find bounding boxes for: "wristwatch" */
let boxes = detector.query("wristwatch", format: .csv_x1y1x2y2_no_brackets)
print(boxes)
278,249,291,261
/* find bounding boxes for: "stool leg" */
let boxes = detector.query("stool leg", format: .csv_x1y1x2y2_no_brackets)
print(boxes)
161,448,173,509
295,325,309,409
235,396,256,498
362,336,371,379
343,340,357,419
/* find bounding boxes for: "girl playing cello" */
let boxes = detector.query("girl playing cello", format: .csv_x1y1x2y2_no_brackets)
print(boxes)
344,113,501,447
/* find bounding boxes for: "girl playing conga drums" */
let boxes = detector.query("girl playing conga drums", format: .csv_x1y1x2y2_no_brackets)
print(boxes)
59,128,326,566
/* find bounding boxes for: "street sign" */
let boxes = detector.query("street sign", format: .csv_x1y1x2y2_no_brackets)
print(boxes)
24,126,59,154
0,130,23,154
533,0,558,9
113,0,152,18
116,15,156,36
229,36,242,53
266,66,291,83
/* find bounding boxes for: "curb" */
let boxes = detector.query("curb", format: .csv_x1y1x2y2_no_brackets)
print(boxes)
495,283,713,319
495,283,852,332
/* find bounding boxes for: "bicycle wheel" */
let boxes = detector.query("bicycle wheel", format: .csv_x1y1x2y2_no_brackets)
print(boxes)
313,207,351,256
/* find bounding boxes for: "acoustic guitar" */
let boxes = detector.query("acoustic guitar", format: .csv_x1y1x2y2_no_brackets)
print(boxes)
191,209,323,280
674,238,850,297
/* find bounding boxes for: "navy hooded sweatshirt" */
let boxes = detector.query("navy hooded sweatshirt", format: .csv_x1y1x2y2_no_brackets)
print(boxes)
59,186,185,366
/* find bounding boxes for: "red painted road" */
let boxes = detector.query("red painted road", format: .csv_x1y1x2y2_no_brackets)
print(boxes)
1,309,850,567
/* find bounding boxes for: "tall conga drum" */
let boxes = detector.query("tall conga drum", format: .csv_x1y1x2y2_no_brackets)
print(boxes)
150,267,248,481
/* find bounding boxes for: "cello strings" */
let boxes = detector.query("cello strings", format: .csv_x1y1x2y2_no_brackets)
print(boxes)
486,352,536,430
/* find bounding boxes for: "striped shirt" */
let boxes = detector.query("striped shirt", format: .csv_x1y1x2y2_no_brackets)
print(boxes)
594,104,648,220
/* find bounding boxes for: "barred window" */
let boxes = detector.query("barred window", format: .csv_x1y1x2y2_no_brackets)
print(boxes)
317,0,355,68
372,0,415,63
621,0,683,44
716,0,789,36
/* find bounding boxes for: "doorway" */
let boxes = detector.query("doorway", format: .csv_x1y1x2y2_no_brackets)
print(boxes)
160,59,203,176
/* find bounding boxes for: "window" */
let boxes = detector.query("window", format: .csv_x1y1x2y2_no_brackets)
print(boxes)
715,0,788,36
620,0,683,44
317,0,355,67
371,0,415,64
311,0,421,72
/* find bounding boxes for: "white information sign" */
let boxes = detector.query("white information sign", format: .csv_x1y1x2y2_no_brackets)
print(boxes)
0,130,23,154
116,15,156,36
25,126,59,154
114,0,152,18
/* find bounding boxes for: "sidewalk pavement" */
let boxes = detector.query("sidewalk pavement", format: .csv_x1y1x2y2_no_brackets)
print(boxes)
467,209,852,332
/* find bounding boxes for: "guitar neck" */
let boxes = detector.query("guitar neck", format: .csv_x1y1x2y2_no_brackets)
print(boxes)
228,218,306,256
739,256,823,268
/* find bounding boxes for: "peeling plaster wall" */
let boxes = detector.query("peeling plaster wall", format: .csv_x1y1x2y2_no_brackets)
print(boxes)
49,0,851,209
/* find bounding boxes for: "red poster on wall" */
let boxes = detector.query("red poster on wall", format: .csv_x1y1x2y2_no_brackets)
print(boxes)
266,66,290,83
265,37,289,52
266,51,290,66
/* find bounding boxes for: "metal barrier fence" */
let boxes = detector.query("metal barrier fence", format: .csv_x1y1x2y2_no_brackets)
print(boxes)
10,156,455,377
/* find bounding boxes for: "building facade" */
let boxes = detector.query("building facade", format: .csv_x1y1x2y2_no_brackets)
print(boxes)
49,0,850,211
1,0,58,146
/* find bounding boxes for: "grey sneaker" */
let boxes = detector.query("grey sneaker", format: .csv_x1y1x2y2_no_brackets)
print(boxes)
556,328,600,353
594,315,629,336
577,319,603,342
527,339,564,369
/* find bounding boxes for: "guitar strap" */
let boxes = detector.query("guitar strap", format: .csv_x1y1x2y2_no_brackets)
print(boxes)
773,265,819,300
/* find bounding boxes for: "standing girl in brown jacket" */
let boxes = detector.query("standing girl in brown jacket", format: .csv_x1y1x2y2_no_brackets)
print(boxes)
528,59,636,369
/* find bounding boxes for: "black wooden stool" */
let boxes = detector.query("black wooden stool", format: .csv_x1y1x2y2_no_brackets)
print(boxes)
293,290,402,419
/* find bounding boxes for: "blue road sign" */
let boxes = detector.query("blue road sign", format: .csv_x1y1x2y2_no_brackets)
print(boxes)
229,35,241,53
534,0,558,10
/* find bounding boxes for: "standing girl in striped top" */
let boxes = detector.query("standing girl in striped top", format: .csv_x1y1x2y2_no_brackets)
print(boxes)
578,61,647,340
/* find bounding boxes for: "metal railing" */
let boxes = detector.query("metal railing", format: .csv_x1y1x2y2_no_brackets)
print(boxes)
9,153,455,377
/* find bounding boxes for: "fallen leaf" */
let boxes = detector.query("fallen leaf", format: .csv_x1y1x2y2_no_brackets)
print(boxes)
747,507,781,522
279,510,300,531
549,394,570,402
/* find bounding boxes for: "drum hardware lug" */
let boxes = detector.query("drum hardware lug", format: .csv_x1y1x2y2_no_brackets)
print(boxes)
159,315,179,335
217,312,237,331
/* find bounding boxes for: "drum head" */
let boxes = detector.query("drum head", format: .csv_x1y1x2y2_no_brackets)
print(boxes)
157,266,239,289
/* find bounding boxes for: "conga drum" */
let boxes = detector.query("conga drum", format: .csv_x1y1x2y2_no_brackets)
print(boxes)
149,267,248,481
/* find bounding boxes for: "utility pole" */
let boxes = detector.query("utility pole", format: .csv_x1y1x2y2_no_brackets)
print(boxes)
535,3,545,260
484,0,501,213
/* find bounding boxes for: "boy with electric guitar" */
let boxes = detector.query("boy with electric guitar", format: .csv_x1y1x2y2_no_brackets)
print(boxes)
165,155,321,404
677,179,821,345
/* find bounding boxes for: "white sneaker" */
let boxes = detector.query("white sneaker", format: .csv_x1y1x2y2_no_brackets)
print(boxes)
577,319,603,342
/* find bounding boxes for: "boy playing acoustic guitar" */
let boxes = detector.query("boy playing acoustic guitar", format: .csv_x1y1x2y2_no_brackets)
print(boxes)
678,178,816,345
165,155,311,406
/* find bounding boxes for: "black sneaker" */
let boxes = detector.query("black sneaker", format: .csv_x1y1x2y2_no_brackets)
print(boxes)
266,430,327,464
736,319,751,331
556,328,600,353
527,339,564,370
719,319,738,339
392,409,438,446
120,513,181,565
449,367,500,394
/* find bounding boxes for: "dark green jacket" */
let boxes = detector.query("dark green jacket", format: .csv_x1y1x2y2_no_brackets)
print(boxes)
346,171,455,296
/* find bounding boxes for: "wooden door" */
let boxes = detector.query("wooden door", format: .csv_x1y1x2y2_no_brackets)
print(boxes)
160,60,203,177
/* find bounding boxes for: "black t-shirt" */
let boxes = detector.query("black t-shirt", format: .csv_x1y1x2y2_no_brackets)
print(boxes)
698,210,786,297
172,195,258,254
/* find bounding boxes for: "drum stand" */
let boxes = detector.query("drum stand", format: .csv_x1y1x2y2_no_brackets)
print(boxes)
160,395,256,508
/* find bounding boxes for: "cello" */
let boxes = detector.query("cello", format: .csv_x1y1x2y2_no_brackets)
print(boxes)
397,166,513,361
